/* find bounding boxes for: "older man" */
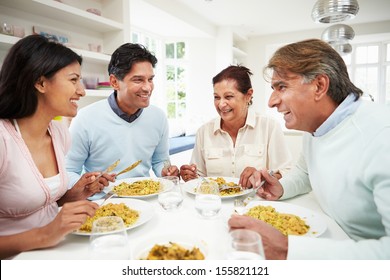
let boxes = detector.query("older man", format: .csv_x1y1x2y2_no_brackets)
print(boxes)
229,39,390,260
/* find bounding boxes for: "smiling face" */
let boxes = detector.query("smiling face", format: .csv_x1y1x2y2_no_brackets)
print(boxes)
111,61,155,115
213,79,253,125
37,61,85,118
268,70,334,133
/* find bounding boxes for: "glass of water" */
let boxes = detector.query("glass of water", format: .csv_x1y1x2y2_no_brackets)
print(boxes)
226,229,265,260
89,216,130,260
194,179,221,218
158,176,183,211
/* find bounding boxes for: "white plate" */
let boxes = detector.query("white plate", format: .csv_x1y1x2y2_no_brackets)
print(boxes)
106,177,173,198
245,201,327,237
182,177,252,199
131,233,208,260
73,198,155,236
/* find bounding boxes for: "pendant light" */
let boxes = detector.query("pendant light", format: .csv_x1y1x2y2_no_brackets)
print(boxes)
331,43,353,55
312,0,359,23
321,24,355,44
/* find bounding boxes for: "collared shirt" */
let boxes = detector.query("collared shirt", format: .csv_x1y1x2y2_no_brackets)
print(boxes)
108,91,143,123
191,109,293,178
314,93,362,137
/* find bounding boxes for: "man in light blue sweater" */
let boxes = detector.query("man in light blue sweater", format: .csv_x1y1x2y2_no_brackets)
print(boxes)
66,43,179,192
229,39,390,259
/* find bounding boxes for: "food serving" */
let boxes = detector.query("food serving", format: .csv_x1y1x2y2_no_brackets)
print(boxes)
144,242,205,260
113,179,161,196
245,205,310,236
210,177,242,196
193,177,242,196
78,202,139,233
183,177,252,199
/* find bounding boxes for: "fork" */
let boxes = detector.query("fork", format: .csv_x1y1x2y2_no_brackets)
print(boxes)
115,160,142,178
99,190,115,206
241,170,274,205
93,159,120,183
196,172,207,183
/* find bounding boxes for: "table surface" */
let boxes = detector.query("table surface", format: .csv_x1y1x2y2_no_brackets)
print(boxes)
14,183,349,260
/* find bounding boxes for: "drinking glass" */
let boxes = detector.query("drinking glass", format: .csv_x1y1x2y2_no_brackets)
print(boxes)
89,216,130,260
158,176,183,211
226,229,265,260
194,179,221,218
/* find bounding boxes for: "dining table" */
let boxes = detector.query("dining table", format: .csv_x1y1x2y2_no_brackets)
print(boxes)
13,180,350,260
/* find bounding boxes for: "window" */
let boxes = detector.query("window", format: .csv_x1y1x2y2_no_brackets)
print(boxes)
344,42,390,104
131,31,159,55
131,31,188,119
165,41,187,119
130,30,165,108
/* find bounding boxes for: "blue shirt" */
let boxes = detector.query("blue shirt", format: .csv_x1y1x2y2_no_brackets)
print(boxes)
314,93,362,137
66,99,170,188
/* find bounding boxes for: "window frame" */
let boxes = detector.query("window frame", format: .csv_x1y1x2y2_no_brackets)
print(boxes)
344,41,390,104
131,29,188,120
164,40,188,119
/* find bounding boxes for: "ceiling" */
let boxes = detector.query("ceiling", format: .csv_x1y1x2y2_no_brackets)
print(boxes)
130,0,390,38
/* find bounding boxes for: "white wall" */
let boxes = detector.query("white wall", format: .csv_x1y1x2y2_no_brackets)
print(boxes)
183,37,219,133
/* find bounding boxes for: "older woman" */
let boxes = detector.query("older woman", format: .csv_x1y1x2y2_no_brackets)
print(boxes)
180,65,292,187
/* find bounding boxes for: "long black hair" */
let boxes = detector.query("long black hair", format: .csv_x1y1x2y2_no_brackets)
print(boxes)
0,34,83,118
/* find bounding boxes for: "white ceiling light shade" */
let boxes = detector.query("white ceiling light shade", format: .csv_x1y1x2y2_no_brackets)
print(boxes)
321,24,355,44
312,0,359,23
331,42,353,55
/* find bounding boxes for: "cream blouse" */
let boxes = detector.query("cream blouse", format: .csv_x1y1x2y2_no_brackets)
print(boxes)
191,110,293,178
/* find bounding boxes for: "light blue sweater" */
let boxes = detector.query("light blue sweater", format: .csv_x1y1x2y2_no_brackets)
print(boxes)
66,99,169,188
280,101,390,259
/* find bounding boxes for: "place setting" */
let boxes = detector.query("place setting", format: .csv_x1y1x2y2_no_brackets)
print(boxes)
182,176,253,199
72,198,155,236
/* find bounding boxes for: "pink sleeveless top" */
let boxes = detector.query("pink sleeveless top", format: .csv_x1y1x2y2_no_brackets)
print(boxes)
0,119,71,235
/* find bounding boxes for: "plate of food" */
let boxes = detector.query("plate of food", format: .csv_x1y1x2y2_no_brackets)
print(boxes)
73,198,155,236
106,177,173,198
132,234,208,260
244,201,327,237
183,177,252,199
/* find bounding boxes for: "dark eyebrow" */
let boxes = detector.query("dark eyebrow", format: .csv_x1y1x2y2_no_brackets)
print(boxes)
69,73,80,78
131,75,155,79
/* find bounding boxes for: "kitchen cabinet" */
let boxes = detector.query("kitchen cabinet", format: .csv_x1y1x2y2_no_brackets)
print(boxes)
0,0,129,101
216,27,248,70
233,32,248,65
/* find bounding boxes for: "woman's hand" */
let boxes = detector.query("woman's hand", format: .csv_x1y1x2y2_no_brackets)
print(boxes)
228,214,288,260
0,200,99,259
58,172,115,205
179,164,198,182
249,169,283,200
86,172,116,194
40,200,99,248
239,167,258,188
